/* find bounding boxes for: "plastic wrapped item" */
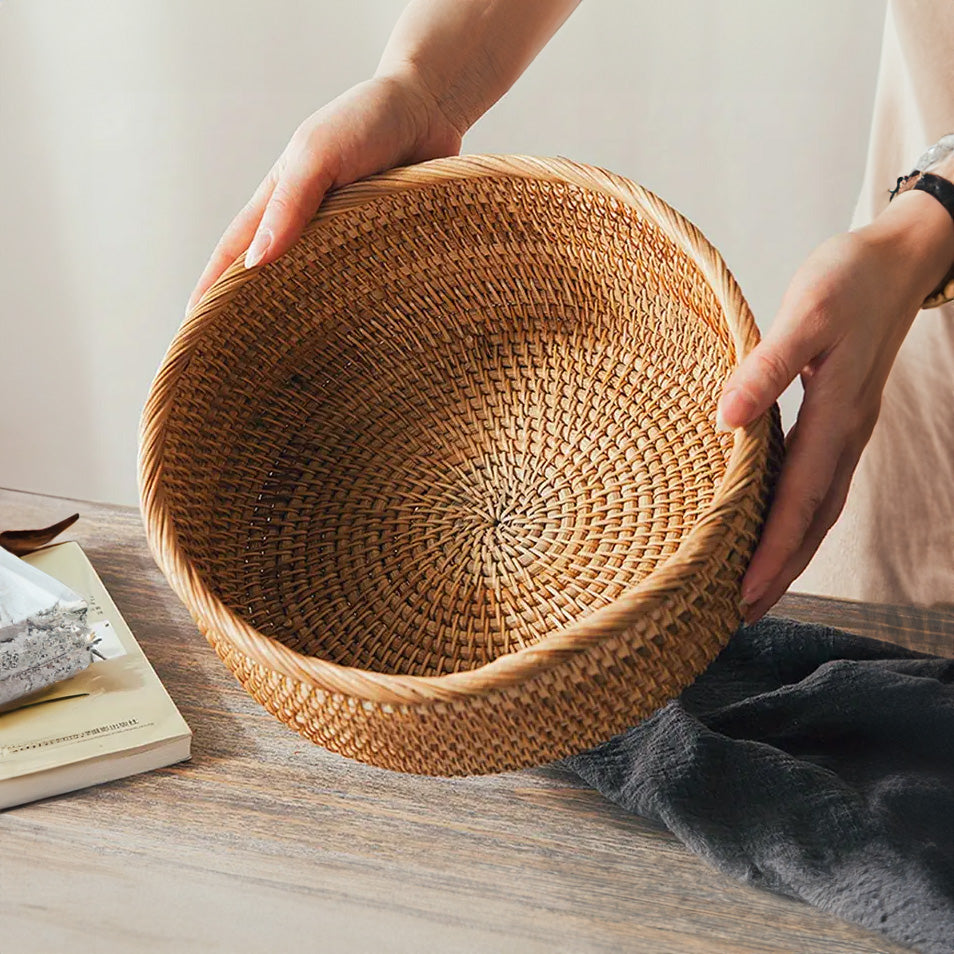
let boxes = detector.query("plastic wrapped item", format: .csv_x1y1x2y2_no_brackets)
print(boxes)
0,545,94,706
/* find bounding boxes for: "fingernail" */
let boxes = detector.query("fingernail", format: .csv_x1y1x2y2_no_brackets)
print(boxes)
716,387,757,432
743,604,763,625
741,578,765,605
715,404,732,433
245,227,273,269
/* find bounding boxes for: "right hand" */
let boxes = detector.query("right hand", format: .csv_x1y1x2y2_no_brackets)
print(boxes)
716,187,954,622
186,70,463,313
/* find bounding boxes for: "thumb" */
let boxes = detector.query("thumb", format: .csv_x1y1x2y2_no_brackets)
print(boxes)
716,328,815,432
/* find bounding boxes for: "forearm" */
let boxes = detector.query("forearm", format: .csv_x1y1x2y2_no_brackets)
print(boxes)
377,0,581,137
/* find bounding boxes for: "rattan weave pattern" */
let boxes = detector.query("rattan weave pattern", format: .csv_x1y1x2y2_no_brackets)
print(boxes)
139,155,782,775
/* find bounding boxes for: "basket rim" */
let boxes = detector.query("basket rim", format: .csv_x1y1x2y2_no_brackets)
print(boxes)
138,153,771,706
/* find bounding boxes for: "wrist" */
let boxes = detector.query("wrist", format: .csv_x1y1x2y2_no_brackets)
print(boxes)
860,186,954,307
373,63,465,160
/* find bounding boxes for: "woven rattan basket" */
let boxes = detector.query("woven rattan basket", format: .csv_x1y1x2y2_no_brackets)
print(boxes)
140,155,782,776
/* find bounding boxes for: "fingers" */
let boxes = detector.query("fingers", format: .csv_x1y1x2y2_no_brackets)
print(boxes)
739,395,863,622
741,458,853,623
186,172,277,314
185,131,339,316
716,274,836,432
244,132,339,270
738,399,849,612
717,327,820,431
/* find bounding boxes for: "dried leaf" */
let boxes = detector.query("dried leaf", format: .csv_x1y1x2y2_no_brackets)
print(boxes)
0,513,80,556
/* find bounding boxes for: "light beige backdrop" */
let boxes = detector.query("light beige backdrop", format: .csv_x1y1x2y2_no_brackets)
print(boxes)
0,0,887,508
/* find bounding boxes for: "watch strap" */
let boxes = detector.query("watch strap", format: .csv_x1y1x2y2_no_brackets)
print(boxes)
913,172,954,224
890,169,954,309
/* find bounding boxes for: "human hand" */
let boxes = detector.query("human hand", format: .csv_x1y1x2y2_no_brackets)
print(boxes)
185,70,463,313
716,188,954,622
185,0,582,312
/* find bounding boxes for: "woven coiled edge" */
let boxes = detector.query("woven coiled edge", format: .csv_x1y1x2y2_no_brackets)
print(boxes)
139,154,775,709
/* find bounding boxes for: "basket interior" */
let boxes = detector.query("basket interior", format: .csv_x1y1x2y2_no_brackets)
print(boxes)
160,173,736,677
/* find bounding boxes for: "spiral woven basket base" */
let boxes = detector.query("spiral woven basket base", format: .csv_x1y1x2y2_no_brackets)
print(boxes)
140,156,781,776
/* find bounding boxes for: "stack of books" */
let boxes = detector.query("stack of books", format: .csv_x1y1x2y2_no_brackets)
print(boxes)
0,541,192,810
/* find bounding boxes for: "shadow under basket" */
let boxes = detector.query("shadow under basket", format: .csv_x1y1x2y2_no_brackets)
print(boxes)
139,154,782,776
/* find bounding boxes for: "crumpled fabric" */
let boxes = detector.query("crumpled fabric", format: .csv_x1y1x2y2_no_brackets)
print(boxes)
561,617,954,954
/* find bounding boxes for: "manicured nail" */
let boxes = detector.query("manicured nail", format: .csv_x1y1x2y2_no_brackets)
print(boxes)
245,227,273,269
716,387,757,432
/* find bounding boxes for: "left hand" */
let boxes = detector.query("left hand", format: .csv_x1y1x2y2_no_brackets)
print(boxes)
717,188,954,623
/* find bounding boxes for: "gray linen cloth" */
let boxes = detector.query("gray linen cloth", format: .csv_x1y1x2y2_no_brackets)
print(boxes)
561,617,954,953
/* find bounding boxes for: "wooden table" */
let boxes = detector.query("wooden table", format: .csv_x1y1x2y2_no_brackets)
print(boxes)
2,486,950,954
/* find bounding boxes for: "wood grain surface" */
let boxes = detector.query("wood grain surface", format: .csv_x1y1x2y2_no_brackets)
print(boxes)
2,486,948,954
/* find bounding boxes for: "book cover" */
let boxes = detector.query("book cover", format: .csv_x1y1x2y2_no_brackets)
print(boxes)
0,540,192,809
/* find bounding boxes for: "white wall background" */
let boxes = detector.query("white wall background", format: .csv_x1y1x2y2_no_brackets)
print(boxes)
0,0,887,507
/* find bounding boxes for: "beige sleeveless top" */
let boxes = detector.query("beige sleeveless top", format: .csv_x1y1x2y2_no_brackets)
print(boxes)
794,0,954,606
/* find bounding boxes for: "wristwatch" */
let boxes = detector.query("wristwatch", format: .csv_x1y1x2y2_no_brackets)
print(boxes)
889,133,954,309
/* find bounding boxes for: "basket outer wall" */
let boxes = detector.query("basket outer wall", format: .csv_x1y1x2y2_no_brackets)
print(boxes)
139,155,784,776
